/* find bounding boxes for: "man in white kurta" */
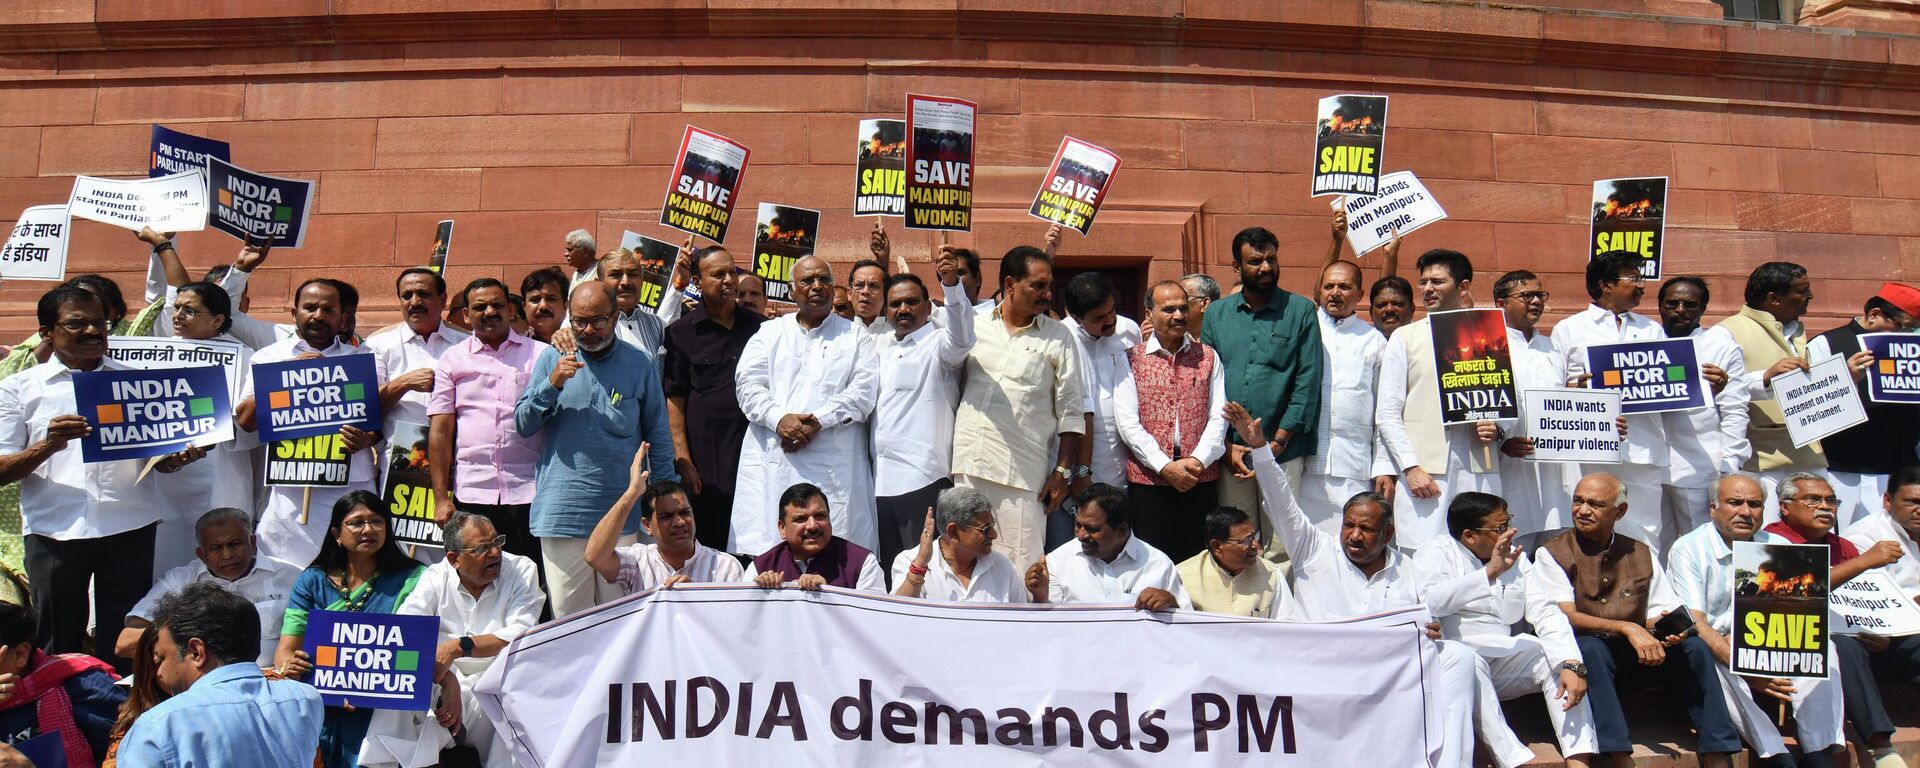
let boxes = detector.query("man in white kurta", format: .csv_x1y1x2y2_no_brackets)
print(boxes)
1063,280,1140,488
1658,277,1752,553
1302,261,1392,536
362,514,545,768
731,256,879,554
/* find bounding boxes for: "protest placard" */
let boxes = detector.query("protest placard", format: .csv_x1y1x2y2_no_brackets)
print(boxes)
1732,541,1830,679
1341,171,1445,255
1028,136,1120,235
108,336,247,401
1772,354,1868,448
661,126,749,243
1522,388,1621,463
1311,94,1388,197
904,93,976,232
207,157,314,248
1429,308,1518,424
304,610,438,711
150,124,230,178
1584,337,1707,415
1860,332,1920,404
429,219,453,274
1590,177,1667,280
617,230,677,311
752,203,820,304
68,171,208,233
251,355,382,444
266,434,350,488
73,366,231,464
1829,570,1920,637
0,205,70,282
380,421,442,550
854,118,906,217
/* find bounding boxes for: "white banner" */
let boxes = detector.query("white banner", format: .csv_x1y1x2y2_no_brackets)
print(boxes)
0,205,70,281
1772,354,1867,448
476,586,1439,767
1830,570,1920,637
67,170,208,233
1341,170,1446,255
107,336,248,403
1523,388,1621,463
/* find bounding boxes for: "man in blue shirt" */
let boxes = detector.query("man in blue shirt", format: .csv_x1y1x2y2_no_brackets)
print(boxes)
120,581,324,767
516,281,679,617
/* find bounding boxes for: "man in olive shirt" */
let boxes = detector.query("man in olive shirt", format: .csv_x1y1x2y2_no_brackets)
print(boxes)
1199,226,1324,554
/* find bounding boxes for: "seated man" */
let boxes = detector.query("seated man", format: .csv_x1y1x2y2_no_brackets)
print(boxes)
1669,474,1870,767
1176,507,1296,619
120,508,300,668
747,483,886,592
1529,472,1742,767
1844,465,1920,712
1044,484,1190,610
1416,492,1597,768
893,487,1046,604
586,445,742,595
0,601,123,765
362,512,545,768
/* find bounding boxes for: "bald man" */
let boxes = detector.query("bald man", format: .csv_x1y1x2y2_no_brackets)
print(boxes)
730,256,880,555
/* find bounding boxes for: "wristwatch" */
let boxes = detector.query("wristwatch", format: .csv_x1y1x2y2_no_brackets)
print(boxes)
458,635,475,657
1555,660,1587,679
1053,465,1072,481
1072,465,1092,479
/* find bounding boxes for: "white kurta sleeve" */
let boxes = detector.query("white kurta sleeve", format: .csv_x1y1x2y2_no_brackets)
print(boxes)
1112,372,1171,473
1374,333,1419,473
856,555,887,593
1191,355,1229,467
733,324,783,431
936,282,976,368
816,330,878,429
1251,443,1328,566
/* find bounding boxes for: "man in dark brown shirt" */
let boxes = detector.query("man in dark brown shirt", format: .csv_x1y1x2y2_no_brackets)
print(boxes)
1529,472,1743,766
662,246,766,551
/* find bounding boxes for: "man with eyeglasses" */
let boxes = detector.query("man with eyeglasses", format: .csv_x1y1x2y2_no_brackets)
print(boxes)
1808,282,1920,528
1843,465,1920,731
586,443,742,595
366,511,543,768
1657,276,1751,557
515,282,679,618
1178,274,1220,338
1176,506,1295,618
1550,251,1674,549
1491,269,1581,537
892,486,1043,603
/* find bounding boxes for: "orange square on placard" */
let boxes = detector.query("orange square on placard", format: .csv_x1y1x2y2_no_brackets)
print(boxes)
217,189,233,207
1881,359,1897,375
95,404,124,424
314,646,337,667
1601,370,1623,387
268,390,291,410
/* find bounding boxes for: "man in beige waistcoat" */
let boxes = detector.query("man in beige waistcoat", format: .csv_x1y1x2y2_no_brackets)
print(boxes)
1701,262,1823,509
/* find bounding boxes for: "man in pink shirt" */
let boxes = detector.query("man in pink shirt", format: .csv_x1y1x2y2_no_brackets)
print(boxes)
429,277,552,584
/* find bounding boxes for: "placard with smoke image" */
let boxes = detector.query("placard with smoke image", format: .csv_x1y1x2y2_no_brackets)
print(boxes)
1311,94,1387,197
1589,177,1667,279
752,203,821,303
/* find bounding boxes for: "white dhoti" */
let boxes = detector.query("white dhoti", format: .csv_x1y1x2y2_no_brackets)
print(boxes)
361,670,512,768
1713,648,1844,757
1474,635,1599,765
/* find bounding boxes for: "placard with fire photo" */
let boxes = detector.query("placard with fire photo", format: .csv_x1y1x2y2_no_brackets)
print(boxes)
1029,136,1120,235
752,203,820,304
1590,177,1666,280
1311,94,1388,197
854,118,906,217
380,420,443,550
904,93,976,231
1732,541,1830,679
617,230,679,312
1428,308,1518,424
660,125,750,243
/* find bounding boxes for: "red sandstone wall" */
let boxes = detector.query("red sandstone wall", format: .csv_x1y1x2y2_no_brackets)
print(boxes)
0,1,1917,338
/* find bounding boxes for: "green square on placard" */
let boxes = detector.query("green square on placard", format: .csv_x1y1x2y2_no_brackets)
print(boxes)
273,206,293,222
394,650,418,672
343,382,364,401
1666,365,1686,382
188,397,214,416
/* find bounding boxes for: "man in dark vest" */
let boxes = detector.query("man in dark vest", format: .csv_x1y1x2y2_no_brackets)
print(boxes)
1528,472,1742,767
748,483,886,592
1808,282,1920,528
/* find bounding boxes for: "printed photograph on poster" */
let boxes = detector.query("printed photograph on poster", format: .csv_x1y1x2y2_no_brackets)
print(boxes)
1311,94,1387,197
266,434,350,487
854,118,906,217
381,421,442,550
1860,332,1920,403
150,124,230,178
1522,388,1621,463
1583,337,1707,414
303,611,438,711
660,126,749,243
1732,541,1830,679
1772,354,1868,447
428,220,453,274
73,366,232,464
1341,171,1446,255
617,230,677,311
250,355,382,443
1029,136,1120,236
207,157,314,248
1830,571,1920,637
904,93,977,232
752,203,820,304
1590,177,1667,280
1429,308,1518,424
0,205,70,282
68,172,208,234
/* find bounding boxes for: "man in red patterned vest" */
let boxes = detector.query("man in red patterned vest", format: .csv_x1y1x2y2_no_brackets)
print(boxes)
1114,281,1229,562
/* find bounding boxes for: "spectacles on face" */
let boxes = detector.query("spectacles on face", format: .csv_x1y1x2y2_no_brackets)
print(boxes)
1470,524,1513,535
454,535,508,556
1787,495,1841,508
1219,533,1260,550
342,517,387,531
1504,291,1549,304
1662,299,1703,312
960,520,999,538
570,314,613,332
1611,275,1647,286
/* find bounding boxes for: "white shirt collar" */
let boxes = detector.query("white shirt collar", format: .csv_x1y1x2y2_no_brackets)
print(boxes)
1142,332,1191,356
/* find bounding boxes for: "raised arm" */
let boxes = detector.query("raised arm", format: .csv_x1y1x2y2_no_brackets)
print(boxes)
587,443,650,585
1226,401,1324,565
